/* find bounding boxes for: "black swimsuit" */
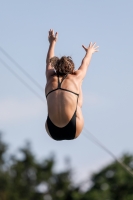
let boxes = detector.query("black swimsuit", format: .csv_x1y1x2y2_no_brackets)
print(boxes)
46,74,79,141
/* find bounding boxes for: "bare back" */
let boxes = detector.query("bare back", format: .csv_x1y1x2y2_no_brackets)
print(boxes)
45,71,83,128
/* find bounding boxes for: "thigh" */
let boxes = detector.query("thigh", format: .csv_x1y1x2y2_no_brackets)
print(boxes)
45,121,53,138
78,81,83,108
75,106,84,138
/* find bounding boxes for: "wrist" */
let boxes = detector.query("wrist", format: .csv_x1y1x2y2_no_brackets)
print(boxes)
86,51,92,56
49,40,56,45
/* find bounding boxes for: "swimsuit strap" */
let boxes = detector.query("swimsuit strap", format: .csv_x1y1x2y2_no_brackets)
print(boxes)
58,74,68,88
58,88,79,96
46,73,79,98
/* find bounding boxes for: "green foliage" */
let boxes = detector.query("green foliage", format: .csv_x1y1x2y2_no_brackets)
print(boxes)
0,133,8,166
0,133,133,200
84,154,133,200
0,134,82,200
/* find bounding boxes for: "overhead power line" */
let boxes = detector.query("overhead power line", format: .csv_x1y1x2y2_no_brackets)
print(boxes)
0,57,45,103
83,127,133,177
1,46,133,178
0,46,44,92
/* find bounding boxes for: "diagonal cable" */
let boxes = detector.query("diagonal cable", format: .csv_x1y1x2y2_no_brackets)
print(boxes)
0,46,133,178
83,127,133,177
0,57,45,103
0,46,44,92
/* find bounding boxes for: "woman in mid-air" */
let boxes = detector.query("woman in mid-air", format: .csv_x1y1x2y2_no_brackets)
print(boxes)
45,29,99,141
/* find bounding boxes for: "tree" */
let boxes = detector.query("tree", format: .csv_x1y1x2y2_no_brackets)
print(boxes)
84,154,133,200
0,133,10,200
0,134,82,200
0,132,133,200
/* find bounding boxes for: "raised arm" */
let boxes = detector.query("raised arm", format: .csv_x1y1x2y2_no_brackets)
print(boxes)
78,42,99,79
46,29,58,76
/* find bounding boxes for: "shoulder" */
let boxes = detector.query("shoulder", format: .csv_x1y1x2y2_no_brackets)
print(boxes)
71,70,84,80
46,68,55,81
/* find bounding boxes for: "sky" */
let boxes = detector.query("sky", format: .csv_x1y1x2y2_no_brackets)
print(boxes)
0,0,133,188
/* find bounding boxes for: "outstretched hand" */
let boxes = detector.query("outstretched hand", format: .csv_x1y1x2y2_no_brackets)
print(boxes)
48,29,58,43
82,42,99,54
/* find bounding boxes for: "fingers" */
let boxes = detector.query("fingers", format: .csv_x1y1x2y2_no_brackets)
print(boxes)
92,42,96,47
49,29,54,36
82,42,99,53
52,30,54,36
89,42,99,51
94,44,99,52
92,42,99,48
95,46,99,50
55,32,58,38
49,29,58,38
90,42,97,47
48,29,53,37
49,29,52,35
82,45,87,51
89,42,92,47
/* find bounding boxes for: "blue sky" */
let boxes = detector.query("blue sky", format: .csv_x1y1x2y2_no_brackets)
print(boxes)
0,0,133,186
